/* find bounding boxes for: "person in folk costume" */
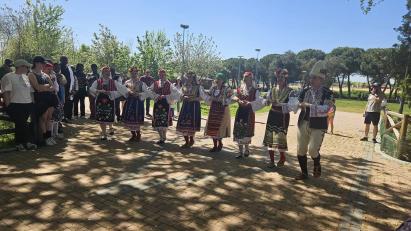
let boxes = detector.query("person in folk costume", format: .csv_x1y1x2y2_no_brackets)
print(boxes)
176,71,203,148
295,60,334,180
232,71,264,158
263,68,294,168
204,73,233,152
150,69,180,145
122,67,149,142
89,66,127,140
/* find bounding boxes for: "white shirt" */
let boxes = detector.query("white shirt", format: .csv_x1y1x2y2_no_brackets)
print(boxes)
1,73,34,104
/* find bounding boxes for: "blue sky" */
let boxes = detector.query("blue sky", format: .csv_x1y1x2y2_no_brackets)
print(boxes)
5,0,407,59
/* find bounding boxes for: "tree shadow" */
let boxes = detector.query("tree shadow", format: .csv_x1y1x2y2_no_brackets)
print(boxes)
0,119,409,231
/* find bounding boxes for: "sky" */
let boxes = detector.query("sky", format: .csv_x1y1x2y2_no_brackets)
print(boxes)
4,0,407,59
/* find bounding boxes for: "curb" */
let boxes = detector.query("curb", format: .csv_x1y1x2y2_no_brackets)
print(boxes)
0,147,17,153
374,143,411,165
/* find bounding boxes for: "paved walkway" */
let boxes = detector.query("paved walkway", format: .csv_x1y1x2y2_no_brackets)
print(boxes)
0,110,410,231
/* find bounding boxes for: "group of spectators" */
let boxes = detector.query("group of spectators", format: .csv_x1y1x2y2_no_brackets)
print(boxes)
0,56,155,151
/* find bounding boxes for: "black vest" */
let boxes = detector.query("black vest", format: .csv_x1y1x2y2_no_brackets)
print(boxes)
297,87,332,130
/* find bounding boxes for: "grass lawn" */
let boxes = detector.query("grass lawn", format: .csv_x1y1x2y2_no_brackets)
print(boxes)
335,99,411,114
0,119,15,149
197,99,411,116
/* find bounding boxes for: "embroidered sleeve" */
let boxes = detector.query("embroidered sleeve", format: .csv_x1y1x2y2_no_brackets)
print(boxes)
309,104,329,117
166,84,182,105
250,90,265,112
199,86,211,105
109,81,128,100
88,80,98,97
309,90,332,117
137,82,149,101
223,87,233,105
148,85,160,102
286,90,300,114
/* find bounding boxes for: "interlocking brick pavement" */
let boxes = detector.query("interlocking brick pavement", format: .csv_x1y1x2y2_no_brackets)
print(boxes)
0,110,410,231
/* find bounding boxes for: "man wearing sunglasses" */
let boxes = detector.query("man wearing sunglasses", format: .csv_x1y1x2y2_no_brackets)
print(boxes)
295,60,334,180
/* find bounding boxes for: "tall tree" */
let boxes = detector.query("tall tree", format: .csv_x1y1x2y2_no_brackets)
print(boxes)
136,30,173,78
297,49,326,87
223,58,243,87
273,51,301,83
173,32,222,79
328,47,364,98
394,0,411,112
91,24,131,73
260,54,280,87
1,0,72,61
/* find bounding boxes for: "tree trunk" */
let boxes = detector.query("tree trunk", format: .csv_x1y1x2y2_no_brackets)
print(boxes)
347,74,351,99
337,75,345,98
399,95,405,114
388,79,396,101
394,87,399,100
366,75,371,92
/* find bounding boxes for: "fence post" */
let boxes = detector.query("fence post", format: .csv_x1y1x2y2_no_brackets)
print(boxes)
397,114,409,156
384,111,389,130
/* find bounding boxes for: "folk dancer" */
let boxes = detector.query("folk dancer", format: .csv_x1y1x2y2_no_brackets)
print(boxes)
295,61,334,180
149,69,180,145
263,69,295,168
176,71,203,148
232,71,264,158
89,66,127,140
122,67,149,142
204,73,233,152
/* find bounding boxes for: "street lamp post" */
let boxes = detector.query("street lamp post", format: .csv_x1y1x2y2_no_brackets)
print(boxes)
237,56,243,87
180,24,189,76
255,48,261,85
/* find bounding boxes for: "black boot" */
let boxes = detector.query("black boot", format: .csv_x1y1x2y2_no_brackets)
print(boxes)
189,136,194,147
312,154,321,178
128,131,136,142
209,139,218,152
181,136,189,148
295,155,308,180
136,131,141,142
217,139,223,152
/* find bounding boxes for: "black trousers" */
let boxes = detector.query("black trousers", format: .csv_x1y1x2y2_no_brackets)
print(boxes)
73,92,86,117
7,103,33,144
145,98,151,115
64,98,73,119
115,98,121,119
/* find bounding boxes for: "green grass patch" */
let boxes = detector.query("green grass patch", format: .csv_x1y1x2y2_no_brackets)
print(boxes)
0,119,15,149
335,98,411,114
198,99,411,116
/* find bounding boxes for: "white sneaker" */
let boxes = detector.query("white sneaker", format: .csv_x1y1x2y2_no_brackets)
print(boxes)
45,138,55,146
51,138,57,144
25,142,37,150
16,144,26,151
